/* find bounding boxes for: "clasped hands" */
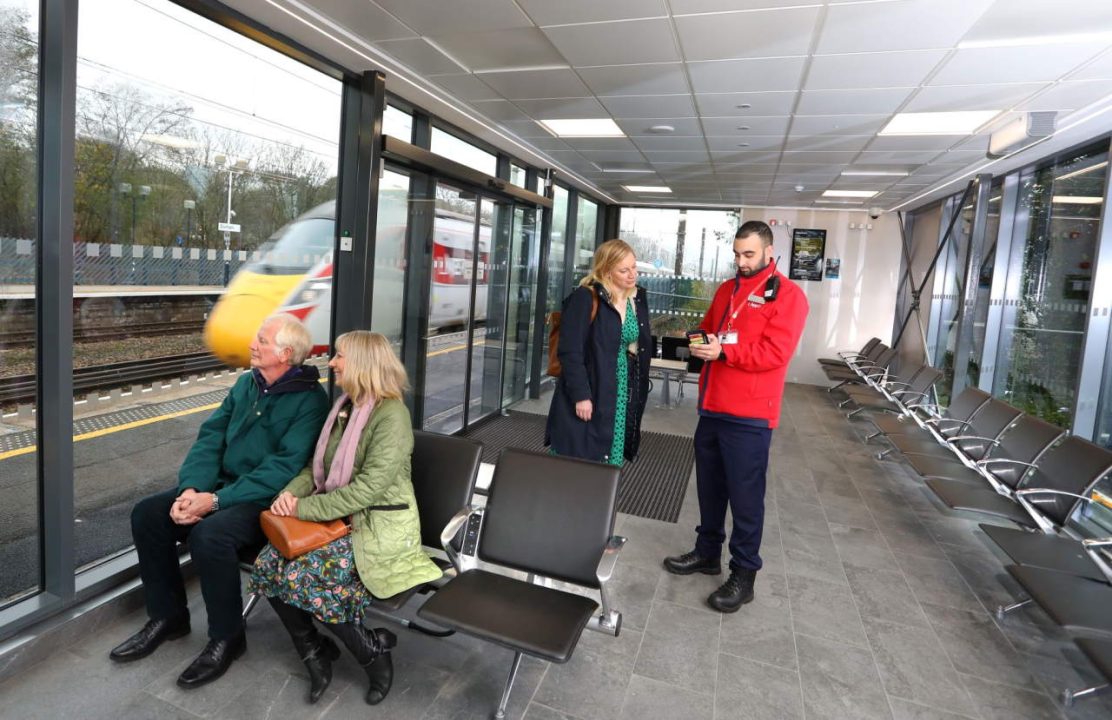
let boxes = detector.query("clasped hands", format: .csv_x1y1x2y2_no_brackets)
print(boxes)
169,488,217,525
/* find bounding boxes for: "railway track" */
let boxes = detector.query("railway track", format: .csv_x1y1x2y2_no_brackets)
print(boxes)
0,321,206,347
0,352,228,406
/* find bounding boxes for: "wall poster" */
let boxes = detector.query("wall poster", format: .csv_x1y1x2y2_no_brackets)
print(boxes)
788,228,826,282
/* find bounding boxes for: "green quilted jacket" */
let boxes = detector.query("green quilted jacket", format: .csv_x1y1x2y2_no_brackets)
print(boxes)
283,398,442,599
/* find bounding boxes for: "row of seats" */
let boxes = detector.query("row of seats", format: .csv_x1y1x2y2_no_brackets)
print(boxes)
821,339,1112,708
241,432,627,719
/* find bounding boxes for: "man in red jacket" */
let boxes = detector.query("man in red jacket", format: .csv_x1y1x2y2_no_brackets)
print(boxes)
664,220,809,613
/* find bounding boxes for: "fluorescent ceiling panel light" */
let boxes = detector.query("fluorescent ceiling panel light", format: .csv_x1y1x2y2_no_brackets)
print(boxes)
600,168,654,173
623,185,672,193
1051,196,1103,204
823,190,879,198
814,199,863,204
840,170,909,177
537,118,625,138
879,111,1000,136
1056,161,1108,182
959,31,1112,50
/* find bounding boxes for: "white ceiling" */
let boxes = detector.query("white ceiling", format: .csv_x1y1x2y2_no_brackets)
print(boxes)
225,0,1112,210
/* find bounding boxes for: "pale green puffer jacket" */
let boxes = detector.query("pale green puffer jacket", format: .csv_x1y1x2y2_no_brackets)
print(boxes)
283,398,442,599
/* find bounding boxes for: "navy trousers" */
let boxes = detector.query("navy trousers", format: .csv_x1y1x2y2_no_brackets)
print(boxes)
130,488,267,640
693,416,773,572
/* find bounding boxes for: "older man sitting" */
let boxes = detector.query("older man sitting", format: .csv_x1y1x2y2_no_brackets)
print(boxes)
109,313,329,688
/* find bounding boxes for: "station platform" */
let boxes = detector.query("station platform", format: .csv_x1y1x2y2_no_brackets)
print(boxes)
1,384,1108,719
0,285,224,299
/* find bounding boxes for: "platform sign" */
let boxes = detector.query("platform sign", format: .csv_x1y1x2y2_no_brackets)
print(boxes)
218,222,241,233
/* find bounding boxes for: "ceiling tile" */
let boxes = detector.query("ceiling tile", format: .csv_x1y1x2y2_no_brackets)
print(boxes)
560,137,641,152
617,117,703,135
674,7,820,61
701,116,791,135
517,0,666,26
427,28,565,72
857,150,945,164
789,115,889,136
500,120,554,138
543,19,680,66
512,97,609,119
866,135,968,152
929,44,1108,86
783,135,873,152
779,151,859,164
688,57,806,93
806,50,947,90
630,136,708,151
796,88,914,115
818,0,994,54
706,135,785,151
600,95,697,118
710,151,782,164
476,69,590,99
696,92,797,116
312,0,417,41
372,0,532,35
525,137,573,151
375,38,465,75
577,64,690,96
671,0,816,12
961,0,1112,47
641,149,711,163
430,74,502,101
902,83,1045,112
1070,51,1112,81
468,100,534,123
577,149,648,163
1016,80,1112,111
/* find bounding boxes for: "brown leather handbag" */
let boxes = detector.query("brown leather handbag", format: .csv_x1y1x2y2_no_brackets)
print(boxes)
259,510,350,560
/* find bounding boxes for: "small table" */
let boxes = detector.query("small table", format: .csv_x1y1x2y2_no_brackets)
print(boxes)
651,358,689,408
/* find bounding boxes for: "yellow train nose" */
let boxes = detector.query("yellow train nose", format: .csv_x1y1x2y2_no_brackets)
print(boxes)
204,294,277,367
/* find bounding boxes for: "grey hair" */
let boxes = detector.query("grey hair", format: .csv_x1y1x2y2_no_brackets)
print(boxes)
263,313,313,365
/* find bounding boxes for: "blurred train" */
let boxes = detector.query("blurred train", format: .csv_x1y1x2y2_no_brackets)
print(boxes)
204,200,490,367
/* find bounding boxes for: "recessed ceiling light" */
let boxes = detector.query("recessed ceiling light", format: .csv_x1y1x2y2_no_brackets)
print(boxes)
647,124,675,134
815,199,864,204
880,111,1001,136
737,126,751,131
737,143,750,147
537,118,625,138
736,103,752,109
823,190,879,198
840,170,909,177
623,185,672,193
1051,196,1103,204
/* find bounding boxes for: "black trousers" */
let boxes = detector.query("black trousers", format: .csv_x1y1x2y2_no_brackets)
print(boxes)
130,487,266,640
693,416,773,572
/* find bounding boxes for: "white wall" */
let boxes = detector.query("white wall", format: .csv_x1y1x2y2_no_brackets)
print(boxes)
739,207,904,386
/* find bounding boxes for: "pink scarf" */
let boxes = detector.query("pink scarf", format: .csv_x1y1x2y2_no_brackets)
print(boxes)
312,393,376,494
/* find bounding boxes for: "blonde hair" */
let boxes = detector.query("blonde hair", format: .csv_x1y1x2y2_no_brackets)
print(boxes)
264,313,312,365
334,331,408,404
578,238,636,301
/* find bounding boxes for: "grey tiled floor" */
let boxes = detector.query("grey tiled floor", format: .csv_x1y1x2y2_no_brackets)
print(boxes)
2,383,1111,719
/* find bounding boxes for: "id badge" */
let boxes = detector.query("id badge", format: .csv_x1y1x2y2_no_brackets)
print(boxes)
719,331,738,345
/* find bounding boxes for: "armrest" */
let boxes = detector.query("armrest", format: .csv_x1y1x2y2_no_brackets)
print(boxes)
929,418,971,430
883,381,913,390
440,505,479,572
945,434,1000,446
1081,537,1112,583
1082,537,1112,549
595,535,627,584
1013,488,1092,534
590,535,627,636
976,458,1038,470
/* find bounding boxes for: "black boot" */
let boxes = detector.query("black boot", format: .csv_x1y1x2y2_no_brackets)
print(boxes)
267,597,340,704
327,622,398,705
663,550,721,576
176,631,246,688
707,568,756,613
109,616,191,663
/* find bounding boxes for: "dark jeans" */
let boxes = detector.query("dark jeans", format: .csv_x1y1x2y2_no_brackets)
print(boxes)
693,416,773,572
131,488,266,640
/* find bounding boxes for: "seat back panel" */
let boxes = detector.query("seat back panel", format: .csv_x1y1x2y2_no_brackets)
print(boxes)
411,430,483,550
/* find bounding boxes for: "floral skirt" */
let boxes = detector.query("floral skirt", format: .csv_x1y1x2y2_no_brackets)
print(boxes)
247,535,372,624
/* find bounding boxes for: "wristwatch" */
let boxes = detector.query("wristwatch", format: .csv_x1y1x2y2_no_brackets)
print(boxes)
209,493,220,514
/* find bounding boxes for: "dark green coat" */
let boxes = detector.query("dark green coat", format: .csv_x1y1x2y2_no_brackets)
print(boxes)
285,399,442,599
177,367,329,508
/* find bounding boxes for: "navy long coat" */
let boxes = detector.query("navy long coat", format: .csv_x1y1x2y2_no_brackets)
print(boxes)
545,283,652,463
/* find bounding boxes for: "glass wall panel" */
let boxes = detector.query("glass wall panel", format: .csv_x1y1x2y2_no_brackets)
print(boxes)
371,169,410,344
619,207,738,338
509,163,526,188
573,196,598,282
422,183,477,433
71,0,341,573
993,147,1108,428
965,181,1004,390
473,198,501,420
383,105,412,142
0,0,40,606
430,127,497,176
541,186,569,374
930,196,972,406
502,206,538,404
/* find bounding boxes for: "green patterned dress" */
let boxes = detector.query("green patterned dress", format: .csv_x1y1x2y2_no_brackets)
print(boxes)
608,298,638,466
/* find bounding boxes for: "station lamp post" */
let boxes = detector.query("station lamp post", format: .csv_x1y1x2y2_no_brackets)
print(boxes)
183,199,195,244
131,185,151,245
114,182,131,242
214,154,248,285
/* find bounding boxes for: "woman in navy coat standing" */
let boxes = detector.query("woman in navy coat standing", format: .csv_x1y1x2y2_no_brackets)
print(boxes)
546,239,652,465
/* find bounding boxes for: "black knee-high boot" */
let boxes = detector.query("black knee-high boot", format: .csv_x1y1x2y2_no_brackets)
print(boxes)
267,597,340,703
325,622,397,705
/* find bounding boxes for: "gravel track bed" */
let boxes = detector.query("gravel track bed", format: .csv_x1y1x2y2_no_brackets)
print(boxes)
0,333,210,378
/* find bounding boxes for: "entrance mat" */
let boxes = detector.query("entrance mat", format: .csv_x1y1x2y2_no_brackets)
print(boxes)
462,412,694,523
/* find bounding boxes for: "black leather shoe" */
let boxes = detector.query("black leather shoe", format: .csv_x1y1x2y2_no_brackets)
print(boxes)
707,569,756,613
176,632,246,689
304,636,340,704
108,617,190,663
663,550,721,576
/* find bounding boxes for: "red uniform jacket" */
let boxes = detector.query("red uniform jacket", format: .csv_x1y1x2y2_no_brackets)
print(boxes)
698,262,809,428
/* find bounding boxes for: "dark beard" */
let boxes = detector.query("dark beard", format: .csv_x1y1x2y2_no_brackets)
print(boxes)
738,256,769,278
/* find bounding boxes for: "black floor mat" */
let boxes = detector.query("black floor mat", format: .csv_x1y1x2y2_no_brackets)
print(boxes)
461,412,694,523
